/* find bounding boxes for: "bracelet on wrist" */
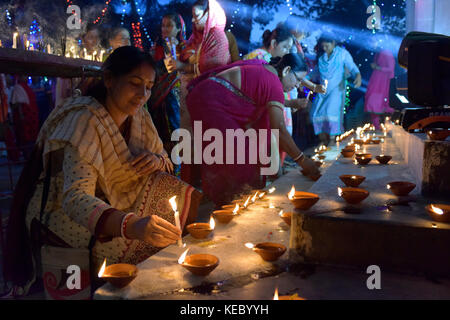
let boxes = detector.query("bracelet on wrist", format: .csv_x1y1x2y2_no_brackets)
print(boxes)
293,152,304,163
120,213,135,240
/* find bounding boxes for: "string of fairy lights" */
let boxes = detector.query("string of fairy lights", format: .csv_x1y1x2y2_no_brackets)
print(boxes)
286,0,293,15
120,0,128,26
93,0,112,25
133,0,152,46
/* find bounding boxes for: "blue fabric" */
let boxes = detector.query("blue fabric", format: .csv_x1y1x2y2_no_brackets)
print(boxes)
307,46,359,136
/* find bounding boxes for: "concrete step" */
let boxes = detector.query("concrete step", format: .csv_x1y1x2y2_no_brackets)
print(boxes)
290,132,450,278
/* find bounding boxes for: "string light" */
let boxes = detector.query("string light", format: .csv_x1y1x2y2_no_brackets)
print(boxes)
5,9,12,26
29,19,42,51
120,0,128,26
131,22,143,49
93,0,112,25
286,0,293,15
133,0,152,46
370,0,378,34
344,82,351,114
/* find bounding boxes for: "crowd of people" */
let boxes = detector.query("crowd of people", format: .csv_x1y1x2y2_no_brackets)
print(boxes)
1,0,396,298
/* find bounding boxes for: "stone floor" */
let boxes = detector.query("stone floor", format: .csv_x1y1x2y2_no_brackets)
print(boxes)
94,136,450,300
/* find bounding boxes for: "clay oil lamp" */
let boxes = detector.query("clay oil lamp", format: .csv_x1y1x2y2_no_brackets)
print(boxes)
338,187,370,205
186,217,215,239
339,175,366,188
386,181,416,196
98,259,138,289
279,210,292,226
427,129,450,141
341,149,355,158
375,155,392,165
245,242,287,262
273,288,305,300
212,204,239,224
354,153,372,165
287,186,320,210
426,204,450,223
178,248,219,276
221,204,237,211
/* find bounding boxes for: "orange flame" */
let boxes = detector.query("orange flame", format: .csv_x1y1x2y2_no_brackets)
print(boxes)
431,205,444,215
338,187,343,197
209,217,215,229
233,204,239,215
98,258,106,278
178,248,189,264
288,186,295,200
279,210,284,217
169,196,177,212
251,192,259,203
273,287,279,300
245,243,254,249
243,196,251,208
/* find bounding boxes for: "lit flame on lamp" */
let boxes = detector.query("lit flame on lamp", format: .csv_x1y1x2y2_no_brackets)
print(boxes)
245,242,254,249
243,196,251,208
169,196,177,212
268,187,276,194
279,210,284,217
338,187,343,197
387,184,391,190
209,217,216,230
251,192,259,203
273,287,279,300
233,204,239,215
351,176,357,179
259,192,266,199
431,205,444,215
178,248,190,264
288,186,295,200
98,258,106,278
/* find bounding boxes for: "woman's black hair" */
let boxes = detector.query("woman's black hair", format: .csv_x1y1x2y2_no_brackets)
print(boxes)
193,0,209,11
269,53,307,77
262,26,292,50
87,46,156,103
316,33,336,59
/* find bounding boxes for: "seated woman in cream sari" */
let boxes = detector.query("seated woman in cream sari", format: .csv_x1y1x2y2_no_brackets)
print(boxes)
3,46,201,298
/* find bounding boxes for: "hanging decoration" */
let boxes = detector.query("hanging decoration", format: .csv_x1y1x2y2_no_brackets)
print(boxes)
131,22,143,49
286,0,293,15
93,0,112,25
133,0,152,46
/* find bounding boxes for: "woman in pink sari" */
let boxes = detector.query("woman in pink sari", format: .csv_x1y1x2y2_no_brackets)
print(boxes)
364,49,395,129
186,54,320,206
